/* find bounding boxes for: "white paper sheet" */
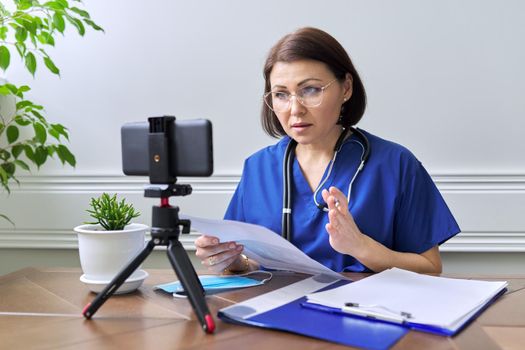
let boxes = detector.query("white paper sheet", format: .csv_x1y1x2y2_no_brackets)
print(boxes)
184,216,346,280
306,267,507,329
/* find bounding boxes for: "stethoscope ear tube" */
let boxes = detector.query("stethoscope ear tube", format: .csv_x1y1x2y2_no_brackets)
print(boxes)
282,139,296,241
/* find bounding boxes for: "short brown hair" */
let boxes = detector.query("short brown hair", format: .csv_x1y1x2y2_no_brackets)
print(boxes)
261,27,367,138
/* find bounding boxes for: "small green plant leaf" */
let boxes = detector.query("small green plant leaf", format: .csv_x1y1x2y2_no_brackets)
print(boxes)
0,45,10,71
15,42,26,58
56,144,75,166
33,122,47,144
24,145,35,162
33,146,48,167
14,159,30,171
2,162,15,176
0,213,15,226
49,128,60,140
15,116,32,126
53,13,65,33
16,100,33,110
38,32,55,46
83,19,104,32
5,84,18,95
25,52,37,76
15,26,28,42
0,27,7,41
44,1,66,11
0,166,8,183
6,125,19,144
67,16,85,36
12,145,24,158
0,85,10,95
51,123,69,140
44,56,60,75
70,7,90,18
0,149,10,161
17,0,34,11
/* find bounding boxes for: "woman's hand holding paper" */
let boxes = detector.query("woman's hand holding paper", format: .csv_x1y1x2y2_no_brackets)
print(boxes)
194,235,246,274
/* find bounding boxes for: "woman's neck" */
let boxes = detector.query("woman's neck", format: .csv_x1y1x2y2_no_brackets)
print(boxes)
295,127,348,161
294,127,349,192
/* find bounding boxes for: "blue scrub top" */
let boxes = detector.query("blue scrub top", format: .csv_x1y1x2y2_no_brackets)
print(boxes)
224,129,460,272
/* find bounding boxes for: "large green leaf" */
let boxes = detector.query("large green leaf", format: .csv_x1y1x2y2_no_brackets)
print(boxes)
25,52,37,76
6,125,19,144
0,45,10,71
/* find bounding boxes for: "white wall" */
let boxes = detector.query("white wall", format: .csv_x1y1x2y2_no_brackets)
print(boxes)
1,0,525,274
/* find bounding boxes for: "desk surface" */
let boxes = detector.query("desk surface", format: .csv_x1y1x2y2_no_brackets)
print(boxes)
1,268,524,350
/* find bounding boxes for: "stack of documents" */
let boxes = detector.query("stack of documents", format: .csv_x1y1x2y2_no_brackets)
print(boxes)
305,268,508,335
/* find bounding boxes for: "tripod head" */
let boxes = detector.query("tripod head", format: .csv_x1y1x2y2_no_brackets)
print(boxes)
145,183,192,240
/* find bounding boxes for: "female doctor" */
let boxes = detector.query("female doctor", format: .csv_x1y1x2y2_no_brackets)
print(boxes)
195,27,460,275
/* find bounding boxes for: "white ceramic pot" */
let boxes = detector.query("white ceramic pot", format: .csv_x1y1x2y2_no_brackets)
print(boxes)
74,223,149,294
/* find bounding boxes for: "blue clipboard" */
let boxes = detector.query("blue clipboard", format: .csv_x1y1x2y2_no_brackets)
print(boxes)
218,280,408,350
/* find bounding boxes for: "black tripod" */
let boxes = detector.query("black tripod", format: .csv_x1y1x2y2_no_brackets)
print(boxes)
82,183,215,333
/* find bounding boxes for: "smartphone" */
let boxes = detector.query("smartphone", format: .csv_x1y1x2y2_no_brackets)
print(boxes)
121,118,213,177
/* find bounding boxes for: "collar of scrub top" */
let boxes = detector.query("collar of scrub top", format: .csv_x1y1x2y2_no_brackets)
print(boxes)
281,126,371,241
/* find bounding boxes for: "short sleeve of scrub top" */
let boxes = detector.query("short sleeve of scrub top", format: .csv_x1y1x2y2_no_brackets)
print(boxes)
224,129,460,272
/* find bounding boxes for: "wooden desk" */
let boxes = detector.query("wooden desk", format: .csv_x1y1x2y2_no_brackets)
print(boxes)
1,268,524,349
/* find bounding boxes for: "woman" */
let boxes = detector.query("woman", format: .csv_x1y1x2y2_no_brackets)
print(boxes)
195,27,460,274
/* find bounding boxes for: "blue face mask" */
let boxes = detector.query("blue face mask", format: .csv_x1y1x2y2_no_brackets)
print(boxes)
155,271,272,297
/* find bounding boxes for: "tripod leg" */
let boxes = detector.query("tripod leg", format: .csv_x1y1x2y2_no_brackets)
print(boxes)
82,239,156,319
167,240,216,333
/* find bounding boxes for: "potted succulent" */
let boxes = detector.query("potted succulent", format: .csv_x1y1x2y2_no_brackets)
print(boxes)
74,193,148,294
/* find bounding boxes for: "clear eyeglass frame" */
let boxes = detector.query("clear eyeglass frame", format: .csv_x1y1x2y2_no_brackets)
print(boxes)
263,78,338,113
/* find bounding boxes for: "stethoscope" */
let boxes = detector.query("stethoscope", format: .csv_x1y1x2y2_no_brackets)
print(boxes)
281,126,371,241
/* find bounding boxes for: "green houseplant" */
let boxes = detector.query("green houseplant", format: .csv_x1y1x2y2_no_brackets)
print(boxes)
85,193,141,231
0,0,103,223
74,193,148,294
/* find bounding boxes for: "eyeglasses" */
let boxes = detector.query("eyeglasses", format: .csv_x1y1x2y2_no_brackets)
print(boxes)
263,78,338,113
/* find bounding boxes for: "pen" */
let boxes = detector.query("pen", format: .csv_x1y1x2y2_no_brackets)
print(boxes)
341,305,407,324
